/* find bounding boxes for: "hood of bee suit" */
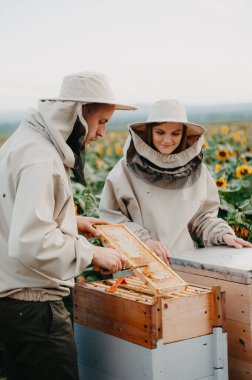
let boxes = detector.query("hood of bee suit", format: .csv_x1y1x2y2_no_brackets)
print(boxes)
125,99,205,169
24,100,88,169
123,101,206,188
24,71,137,168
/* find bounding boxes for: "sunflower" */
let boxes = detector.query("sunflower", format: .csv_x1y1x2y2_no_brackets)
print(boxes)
229,150,238,157
106,147,114,156
214,164,223,171
74,203,78,215
216,148,229,161
236,165,252,179
241,154,247,164
231,131,242,142
214,178,227,188
95,158,105,169
220,125,229,135
231,226,249,239
202,138,208,148
96,144,104,155
241,137,247,148
116,146,123,155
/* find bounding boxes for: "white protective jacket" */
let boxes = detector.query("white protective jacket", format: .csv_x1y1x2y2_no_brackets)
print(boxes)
0,101,93,300
100,126,235,255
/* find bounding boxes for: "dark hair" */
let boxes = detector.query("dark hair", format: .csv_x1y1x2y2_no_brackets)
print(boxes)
66,117,87,185
145,123,187,154
145,123,156,149
172,124,187,153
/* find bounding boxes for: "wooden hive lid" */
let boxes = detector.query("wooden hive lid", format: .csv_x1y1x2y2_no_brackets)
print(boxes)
172,246,252,284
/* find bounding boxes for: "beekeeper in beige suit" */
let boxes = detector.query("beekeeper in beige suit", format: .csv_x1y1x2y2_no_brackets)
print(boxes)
0,72,136,380
100,99,252,265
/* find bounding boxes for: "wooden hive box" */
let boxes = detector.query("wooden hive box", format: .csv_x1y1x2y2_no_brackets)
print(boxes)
74,278,225,349
172,246,252,380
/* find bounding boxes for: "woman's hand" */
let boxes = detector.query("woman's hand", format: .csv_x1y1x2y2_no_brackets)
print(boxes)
92,246,127,275
222,233,252,248
76,216,110,238
143,239,172,265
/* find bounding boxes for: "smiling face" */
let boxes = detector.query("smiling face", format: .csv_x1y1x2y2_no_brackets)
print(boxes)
152,122,184,154
82,103,115,148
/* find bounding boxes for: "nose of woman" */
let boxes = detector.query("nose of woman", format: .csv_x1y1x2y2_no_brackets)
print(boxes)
162,134,173,144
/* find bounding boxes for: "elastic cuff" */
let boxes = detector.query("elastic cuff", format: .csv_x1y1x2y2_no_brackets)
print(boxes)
218,229,236,244
135,229,151,242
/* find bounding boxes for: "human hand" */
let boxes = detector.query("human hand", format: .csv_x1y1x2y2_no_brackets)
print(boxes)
92,246,127,275
143,239,172,265
222,233,252,248
76,216,111,238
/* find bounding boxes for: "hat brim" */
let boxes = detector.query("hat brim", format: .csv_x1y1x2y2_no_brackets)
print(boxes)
39,97,137,111
129,120,205,136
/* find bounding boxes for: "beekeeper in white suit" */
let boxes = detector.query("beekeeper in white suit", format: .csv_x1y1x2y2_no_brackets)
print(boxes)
0,72,136,380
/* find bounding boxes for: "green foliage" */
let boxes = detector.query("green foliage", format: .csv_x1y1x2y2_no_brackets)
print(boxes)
79,265,112,283
72,180,99,217
203,126,252,241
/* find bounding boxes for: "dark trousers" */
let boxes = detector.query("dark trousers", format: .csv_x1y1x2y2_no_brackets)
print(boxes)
0,297,79,380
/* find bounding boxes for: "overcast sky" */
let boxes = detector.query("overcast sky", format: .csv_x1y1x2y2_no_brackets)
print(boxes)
0,0,251,111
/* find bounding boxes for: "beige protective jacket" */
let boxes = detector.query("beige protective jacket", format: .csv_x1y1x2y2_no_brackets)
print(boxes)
0,101,93,301
100,126,235,255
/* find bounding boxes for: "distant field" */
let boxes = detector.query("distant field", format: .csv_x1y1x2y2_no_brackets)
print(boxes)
206,121,252,139
1,121,252,147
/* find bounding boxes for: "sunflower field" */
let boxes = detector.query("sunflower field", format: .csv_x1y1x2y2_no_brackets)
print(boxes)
73,124,252,242
203,125,252,241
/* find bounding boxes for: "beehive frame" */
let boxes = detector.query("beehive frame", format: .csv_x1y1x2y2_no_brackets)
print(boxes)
96,223,187,295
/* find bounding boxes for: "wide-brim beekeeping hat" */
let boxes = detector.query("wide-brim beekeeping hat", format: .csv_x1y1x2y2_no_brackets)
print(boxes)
129,99,205,136
40,71,137,111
